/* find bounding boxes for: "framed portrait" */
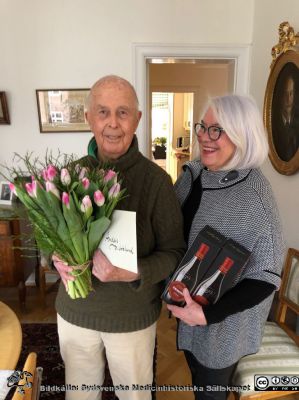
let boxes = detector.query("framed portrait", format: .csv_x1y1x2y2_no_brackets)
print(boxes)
264,23,299,175
0,92,10,125
36,89,90,133
0,181,13,205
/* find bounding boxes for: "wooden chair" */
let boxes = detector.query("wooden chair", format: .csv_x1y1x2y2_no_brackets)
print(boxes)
11,352,43,400
232,248,299,399
38,252,60,307
23,251,60,309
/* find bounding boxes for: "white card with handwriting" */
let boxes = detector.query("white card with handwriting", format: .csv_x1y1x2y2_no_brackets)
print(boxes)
99,210,137,273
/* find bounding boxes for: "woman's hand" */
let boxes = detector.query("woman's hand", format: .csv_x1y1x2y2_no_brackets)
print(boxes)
52,254,75,290
167,288,207,326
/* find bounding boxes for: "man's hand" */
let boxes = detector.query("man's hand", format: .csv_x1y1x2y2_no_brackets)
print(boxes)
52,254,75,290
167,288,207,326
92,249,140,282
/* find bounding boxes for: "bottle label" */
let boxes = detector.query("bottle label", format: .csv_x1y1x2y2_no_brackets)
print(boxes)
192,294,209,305
168,281,186,302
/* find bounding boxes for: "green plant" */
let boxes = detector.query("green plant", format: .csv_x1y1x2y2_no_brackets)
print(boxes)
153,136,167,147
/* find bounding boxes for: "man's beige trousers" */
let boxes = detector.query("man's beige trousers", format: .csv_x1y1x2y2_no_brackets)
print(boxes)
57,314,156,400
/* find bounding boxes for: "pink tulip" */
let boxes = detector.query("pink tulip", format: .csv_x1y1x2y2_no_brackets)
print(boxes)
94,190,105,206
80,195,92,213
9,182,16,195
41,169,48,181
62,192,70,209
82,177,90,190
104,169,117,183
31,180,37,195
46,181,60,198
46,165,58,181
25,181,37,198
108,183,120,198
61,168,71,186
75,164,81,174
79,167,88,180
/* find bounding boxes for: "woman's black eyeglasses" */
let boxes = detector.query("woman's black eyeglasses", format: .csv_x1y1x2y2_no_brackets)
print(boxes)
194,122,224,141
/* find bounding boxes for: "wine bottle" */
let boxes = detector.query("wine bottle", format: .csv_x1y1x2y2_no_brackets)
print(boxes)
193,257,234,305
168,242,210,302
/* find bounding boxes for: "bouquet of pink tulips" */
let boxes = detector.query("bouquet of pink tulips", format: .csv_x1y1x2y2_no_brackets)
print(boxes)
6,152,126,299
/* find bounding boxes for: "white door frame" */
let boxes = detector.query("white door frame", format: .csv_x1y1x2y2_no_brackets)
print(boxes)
132,43,251,157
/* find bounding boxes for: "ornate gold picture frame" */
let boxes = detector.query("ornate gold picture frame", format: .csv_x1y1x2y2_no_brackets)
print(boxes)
264,22,299,175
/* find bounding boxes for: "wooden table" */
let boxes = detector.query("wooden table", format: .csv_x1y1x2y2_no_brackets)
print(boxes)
0,301,22,370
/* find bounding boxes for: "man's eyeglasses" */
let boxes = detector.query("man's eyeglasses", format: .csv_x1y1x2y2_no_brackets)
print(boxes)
194,122,224,141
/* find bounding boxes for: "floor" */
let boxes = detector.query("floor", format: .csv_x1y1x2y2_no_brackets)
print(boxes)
1,285,298,400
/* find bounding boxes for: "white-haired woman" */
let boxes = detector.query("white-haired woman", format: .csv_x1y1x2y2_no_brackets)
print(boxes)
167,94,285,400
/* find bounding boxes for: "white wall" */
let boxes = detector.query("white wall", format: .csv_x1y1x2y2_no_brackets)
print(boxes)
0,0,253,167
250,1,299,249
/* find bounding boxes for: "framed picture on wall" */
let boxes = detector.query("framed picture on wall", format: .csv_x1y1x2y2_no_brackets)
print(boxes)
36,89,91,133
264,21,299,175
0,92,10,125
0,181,13,205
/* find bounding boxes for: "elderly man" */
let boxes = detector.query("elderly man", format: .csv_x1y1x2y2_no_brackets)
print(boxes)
53,75,185,400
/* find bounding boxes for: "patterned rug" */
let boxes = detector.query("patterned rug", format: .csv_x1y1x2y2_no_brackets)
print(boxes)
6,323,117,400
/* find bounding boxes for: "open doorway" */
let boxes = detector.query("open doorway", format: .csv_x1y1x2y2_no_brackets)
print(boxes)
151,91,193,182
148,59,234,181
133,44,251,161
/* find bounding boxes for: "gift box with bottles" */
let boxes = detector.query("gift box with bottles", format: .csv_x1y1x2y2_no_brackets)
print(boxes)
162,225,251,306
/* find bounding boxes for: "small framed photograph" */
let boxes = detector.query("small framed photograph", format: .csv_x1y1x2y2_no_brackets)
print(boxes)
0,181,13,205
36,89,90,133
0,92,10,125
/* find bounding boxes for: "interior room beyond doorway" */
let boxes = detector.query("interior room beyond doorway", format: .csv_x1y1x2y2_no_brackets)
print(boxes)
148,59,234,182
151,91,193,182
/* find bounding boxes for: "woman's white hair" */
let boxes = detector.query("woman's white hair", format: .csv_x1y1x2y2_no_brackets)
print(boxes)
196,94,269,170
